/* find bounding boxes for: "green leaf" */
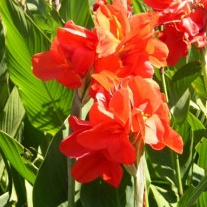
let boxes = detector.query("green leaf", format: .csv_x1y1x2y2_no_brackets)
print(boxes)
0,131,37,184
0,192,9,207
33,124,68,207
170,61,201,105
59,0,94,29
10,166,27,207
196,138,207,169
178,175,207,207
0,87,25,137
132,0,148,13
192,76,207,102
146,146,176,186
197,191,207,207
26,0,63,37
80,169,132,207
150,185,177,207
0,0,73,135
171,89,190,124
187,112,207,142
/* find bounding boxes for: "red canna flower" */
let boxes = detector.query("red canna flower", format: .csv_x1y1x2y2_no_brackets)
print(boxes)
60,72,183,187
59,116,124,187
144,0,207,65
94,0,168,78
32,21,98,88
91,72,183,154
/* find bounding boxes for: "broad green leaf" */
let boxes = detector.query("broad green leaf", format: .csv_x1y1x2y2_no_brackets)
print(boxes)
26,0,63,37
170,61,201,105
80,169,132,207
196,138,207,169
150,185,177,207
10,166,27,207
0,0,73,135
0,192,9,207
192,76,207,101
0,131,37,184
197,191,207,207
146,146,177,186
178,175,207,207
59,0,94,29
0,21,5,64
187,112,207,142
132,0,148,13
0,21,8,112
33,124,68,207
171,89,190,124
0,87,25,137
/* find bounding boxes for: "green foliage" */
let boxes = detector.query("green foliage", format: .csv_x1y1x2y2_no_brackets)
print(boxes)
0,0,207,207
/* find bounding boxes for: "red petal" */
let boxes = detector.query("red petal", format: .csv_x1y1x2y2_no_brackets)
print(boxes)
163,128,183,154
109,88,131,125
71,153,123,187
143,0,172,10
32,51,81,88
128,77,162,114
68,116,91,132
59,131,91,158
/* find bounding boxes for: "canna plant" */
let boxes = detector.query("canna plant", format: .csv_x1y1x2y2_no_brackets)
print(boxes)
0,0,207,207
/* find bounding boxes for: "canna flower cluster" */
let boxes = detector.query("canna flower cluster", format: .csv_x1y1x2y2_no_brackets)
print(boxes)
144,0,207,65
32,0,183,187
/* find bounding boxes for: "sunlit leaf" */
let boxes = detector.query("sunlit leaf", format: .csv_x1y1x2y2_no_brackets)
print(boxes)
178,175,207,207
196,138,207,169
187,112,207,142
171,89,190,124
192,76,207,101
170,61,201,105
0,131,37,184
59,0,94,29
0,0,73,135
0,87,25,137
150,185,176,207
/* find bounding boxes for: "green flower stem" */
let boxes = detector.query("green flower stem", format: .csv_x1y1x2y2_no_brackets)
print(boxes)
68,90,82,207
160,67,183,198
176,154,183,197
160,67,169,103
134,139,145,207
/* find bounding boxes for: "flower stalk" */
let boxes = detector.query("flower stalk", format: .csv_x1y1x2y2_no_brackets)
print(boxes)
134,139,145,207
160,67,183,198
68,90,82,207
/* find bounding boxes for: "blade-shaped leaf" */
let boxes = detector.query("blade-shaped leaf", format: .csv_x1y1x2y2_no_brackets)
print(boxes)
59,0,94,29
187,112,207,142
196,138,207,169
170,61,201,105
0,0,73,135
171,89,190,124
0,87,25,137
0,131,37,184
33,124,68,207
150,185,177,207
178,175,207,207
80,169,132,207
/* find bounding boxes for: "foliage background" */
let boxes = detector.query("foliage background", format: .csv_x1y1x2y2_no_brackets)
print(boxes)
0,0,207,207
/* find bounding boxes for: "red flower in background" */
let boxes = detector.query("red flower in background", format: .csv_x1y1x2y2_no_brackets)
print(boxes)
94,0,168,78
60,72,183,187
144,0,207,65
32,21,97,88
